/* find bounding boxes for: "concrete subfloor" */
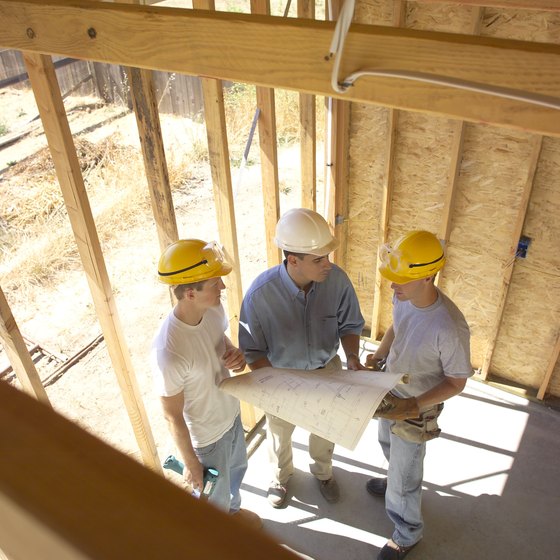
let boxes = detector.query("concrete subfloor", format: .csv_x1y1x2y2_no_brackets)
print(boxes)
239,378,560,560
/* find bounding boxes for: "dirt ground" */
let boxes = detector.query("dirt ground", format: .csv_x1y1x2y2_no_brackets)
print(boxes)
0,87,321,473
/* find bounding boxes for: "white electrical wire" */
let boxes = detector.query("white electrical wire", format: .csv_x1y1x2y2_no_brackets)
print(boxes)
329,0,560,110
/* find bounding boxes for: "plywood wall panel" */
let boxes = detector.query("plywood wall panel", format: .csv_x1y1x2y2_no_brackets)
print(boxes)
345,1,560,395
354,0,392,25
442,251,505,369
346,103,387,330
407,1,475,33
391,111,453,235
482,8,560,44
491,266,560,389
491,136,560,389
451,125,535,260
521,137,560,276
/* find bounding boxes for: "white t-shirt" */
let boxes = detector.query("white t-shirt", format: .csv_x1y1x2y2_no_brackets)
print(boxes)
151,304,240,447
388,289,472,401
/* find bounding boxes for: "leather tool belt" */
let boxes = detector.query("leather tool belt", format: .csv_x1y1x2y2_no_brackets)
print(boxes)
390,403,444,443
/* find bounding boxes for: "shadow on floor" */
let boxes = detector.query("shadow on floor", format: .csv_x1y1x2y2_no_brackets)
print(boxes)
240,379,560,560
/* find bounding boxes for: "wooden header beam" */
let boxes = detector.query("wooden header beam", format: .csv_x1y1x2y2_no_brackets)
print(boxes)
0,380,298,560
1,0,560,136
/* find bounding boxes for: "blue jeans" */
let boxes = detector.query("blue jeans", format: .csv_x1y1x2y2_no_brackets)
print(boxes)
378,418,426,547
195,414,248,513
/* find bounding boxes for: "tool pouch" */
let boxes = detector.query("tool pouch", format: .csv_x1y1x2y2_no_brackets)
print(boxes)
391,403,444,443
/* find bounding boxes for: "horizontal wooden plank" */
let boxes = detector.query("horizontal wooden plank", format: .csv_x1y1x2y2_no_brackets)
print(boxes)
0,380,298,559
1,0,560,134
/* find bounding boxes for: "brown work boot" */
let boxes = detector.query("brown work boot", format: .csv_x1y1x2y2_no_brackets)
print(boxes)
267,481,288,508
318,477,340,503
231,508,263,530
366,476,387,497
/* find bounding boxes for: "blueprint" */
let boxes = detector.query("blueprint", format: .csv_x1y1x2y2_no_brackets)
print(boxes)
220,367,402,450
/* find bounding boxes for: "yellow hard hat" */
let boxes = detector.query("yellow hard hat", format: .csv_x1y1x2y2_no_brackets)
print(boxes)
379,231,445,284
157,239,232,285
274,208,339,256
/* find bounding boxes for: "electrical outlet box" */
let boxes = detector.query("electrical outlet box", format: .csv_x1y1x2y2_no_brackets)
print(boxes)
517,235,531,258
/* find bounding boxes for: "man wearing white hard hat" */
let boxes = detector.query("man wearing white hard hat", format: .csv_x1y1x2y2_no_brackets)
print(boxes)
239,208,366,508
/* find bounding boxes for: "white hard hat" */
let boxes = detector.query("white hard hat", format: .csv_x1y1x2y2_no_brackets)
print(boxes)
274,208,339,256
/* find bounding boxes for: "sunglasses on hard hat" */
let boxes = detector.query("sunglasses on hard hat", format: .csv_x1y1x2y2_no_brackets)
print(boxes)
379,243,443,273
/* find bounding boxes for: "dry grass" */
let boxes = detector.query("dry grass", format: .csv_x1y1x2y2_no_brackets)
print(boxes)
0,84,323,299
224,83,325,162
0,137,154,296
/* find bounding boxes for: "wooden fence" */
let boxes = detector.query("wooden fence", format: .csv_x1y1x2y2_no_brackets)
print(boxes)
0,49,204,117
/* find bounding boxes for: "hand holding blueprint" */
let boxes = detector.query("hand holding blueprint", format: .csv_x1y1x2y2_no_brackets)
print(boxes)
220,367,402,450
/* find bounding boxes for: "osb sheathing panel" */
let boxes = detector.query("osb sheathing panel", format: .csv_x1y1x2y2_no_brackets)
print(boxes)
346,103,387,323
346,2,560,395
449,124,538,367
376,111,457,334
491,137,560,390
406,1,476,33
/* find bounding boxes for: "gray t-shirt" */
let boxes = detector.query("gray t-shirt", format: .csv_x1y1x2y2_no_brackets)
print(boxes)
388,289,472,401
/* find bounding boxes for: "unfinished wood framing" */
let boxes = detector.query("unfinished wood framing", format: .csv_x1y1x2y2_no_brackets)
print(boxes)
298,0,317,211
0,286,50,406
369,0,406,342
0,380,298,560
21,52,161,472
436,5,483,290
126,0,177,252
127,66,178,252
193,0,257,429
0,0,558,455
344,1,560,396
480,135,543,379
325,0,349,266
1,7,560,559
251,0,281,267
325,97,350,266
2,0,560,135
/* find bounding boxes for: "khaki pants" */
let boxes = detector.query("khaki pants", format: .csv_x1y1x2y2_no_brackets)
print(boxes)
266,355,342,484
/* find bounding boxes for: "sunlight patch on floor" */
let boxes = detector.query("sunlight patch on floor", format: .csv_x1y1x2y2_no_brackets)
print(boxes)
299,517,387,548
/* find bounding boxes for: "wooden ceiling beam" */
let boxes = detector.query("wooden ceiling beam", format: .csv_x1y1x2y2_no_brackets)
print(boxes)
1,0,560,136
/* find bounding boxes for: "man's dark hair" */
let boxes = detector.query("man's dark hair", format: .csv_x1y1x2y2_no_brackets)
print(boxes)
283,250,307,260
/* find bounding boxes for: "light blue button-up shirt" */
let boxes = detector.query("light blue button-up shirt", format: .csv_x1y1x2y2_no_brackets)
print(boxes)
239,261,365,369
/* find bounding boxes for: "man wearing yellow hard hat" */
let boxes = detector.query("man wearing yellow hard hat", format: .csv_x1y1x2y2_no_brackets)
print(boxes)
366,231,472,560
151,239,261,530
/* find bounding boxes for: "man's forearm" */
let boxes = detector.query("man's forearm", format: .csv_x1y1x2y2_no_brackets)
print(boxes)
416,376,467,410
166,418,198,468
247,356,272,370
341,333,361,360
374,325,394,359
